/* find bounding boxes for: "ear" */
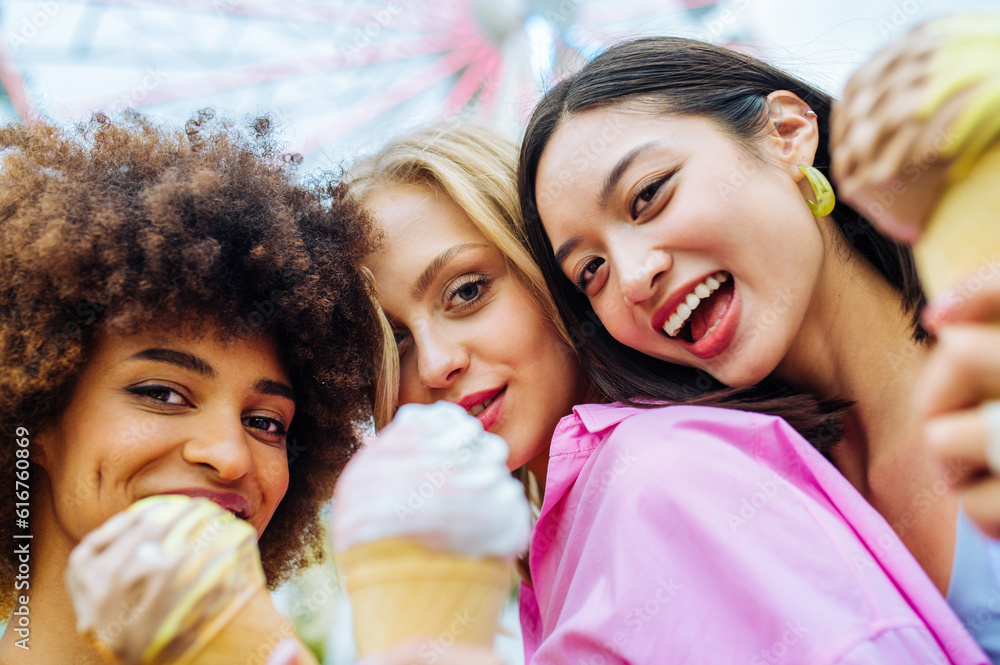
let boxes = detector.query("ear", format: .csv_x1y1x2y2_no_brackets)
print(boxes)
31,427,51,471
762,90,820,184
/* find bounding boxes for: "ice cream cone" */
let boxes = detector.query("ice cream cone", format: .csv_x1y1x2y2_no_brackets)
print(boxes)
332,403,531,658
915,143,1000,299
155,586,319,665
340,538,512,656
68,495,318,665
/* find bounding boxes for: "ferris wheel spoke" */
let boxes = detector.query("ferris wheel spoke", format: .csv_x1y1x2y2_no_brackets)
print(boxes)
442,45,498,116
66,33,454,113
294,44,481,153
0,38,30,118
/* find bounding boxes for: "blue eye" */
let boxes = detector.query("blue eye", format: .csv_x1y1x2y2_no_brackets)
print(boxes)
445,274,491,310
455,283,480,302
393,330,410,345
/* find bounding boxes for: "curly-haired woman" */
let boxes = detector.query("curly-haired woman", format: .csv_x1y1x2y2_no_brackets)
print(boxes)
0,111,384,664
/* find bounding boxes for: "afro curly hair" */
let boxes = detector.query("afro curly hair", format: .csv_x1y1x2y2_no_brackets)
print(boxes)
0,110,384,618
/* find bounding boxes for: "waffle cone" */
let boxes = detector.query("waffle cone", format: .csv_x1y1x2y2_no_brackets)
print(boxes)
85,587,318,665
916,143,1000,298
169,587,319,665
340,539,511,657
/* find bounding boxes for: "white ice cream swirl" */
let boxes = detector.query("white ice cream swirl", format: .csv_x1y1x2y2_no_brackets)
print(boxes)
333,402,532,559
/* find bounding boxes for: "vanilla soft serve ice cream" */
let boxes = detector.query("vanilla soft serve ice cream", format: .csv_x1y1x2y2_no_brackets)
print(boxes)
331,401,533,656
333,401,532,558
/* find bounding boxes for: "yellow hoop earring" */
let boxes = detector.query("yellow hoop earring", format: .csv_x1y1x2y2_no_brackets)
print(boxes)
799,165,835,217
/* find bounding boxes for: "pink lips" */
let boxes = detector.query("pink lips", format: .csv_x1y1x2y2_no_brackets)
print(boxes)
455,386,506,432
674,281,741,360
651,272,741,361
161,488,251,519
651,272,721,334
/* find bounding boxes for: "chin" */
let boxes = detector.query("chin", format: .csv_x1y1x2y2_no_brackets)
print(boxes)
705,358,773,391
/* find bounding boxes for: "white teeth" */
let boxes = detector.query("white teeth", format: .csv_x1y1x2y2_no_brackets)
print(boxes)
468,396,495,417
661,272,730,338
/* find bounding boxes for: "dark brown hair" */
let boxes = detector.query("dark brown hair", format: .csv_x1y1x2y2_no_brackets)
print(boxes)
518,37,926,450
0,110,382,616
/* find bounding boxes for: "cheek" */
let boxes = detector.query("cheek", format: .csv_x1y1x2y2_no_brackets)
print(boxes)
396,362,430,407
592,296,643,344
260,447,290,500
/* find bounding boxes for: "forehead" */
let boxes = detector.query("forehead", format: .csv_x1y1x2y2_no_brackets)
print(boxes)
536,109,721,192
364,183,487,273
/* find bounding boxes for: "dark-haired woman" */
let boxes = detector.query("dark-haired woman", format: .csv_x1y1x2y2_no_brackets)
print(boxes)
519,36,997,660
346,122,987,664
0,112,384,664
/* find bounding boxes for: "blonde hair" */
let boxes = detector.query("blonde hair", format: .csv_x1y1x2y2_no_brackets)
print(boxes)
343,122,572,432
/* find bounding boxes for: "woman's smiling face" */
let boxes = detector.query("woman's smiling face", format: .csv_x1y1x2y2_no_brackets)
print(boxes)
535,107,827,388
364,183,586,473
40,324,294,541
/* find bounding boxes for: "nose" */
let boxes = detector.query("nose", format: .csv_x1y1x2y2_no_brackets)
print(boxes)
413,323,469,391
617,243,672,306
183,415,254,482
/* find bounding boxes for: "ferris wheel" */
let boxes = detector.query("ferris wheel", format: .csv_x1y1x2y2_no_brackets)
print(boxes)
0,0,734,165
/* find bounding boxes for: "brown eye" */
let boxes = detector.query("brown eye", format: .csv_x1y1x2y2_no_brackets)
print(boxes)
127,384,188,405
576,257,605,292
244,415,286,435
632,179,664,218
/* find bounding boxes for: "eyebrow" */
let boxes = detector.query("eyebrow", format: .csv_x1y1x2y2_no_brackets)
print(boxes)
597,141,661,209
127,348,296,403
253,378,296,403
554,236,583,269
127,348,215,377
411,243,491,299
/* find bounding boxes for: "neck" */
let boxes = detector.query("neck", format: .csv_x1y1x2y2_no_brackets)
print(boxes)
773,229,957,592
775,242,926,477
0,479,105,665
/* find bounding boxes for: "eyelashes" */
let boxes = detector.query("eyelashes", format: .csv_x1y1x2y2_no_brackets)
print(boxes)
126,383,188,406
575,257,605,292
390,273,494,355
243,415,287,436
125,384,288,440
446,274,491,309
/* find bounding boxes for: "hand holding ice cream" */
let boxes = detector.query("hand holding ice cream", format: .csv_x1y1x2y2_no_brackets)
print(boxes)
831,12,1000,297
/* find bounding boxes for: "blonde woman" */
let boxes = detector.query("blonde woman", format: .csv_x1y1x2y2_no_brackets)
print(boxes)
324,123,985,664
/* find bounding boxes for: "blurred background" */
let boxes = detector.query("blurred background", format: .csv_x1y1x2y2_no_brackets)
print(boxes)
0,0,995,662
2,0,997,173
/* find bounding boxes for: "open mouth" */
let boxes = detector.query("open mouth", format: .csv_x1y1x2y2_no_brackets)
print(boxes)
662,272,735,343
468,389,504,417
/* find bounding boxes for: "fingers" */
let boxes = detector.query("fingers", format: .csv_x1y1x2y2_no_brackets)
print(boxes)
924,409,989,486
959,476,1000,540
915,325,1000,418
924,269,1000,331
264,639,301,665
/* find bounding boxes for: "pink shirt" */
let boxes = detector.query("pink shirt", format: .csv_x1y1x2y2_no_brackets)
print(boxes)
519,404,987,664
